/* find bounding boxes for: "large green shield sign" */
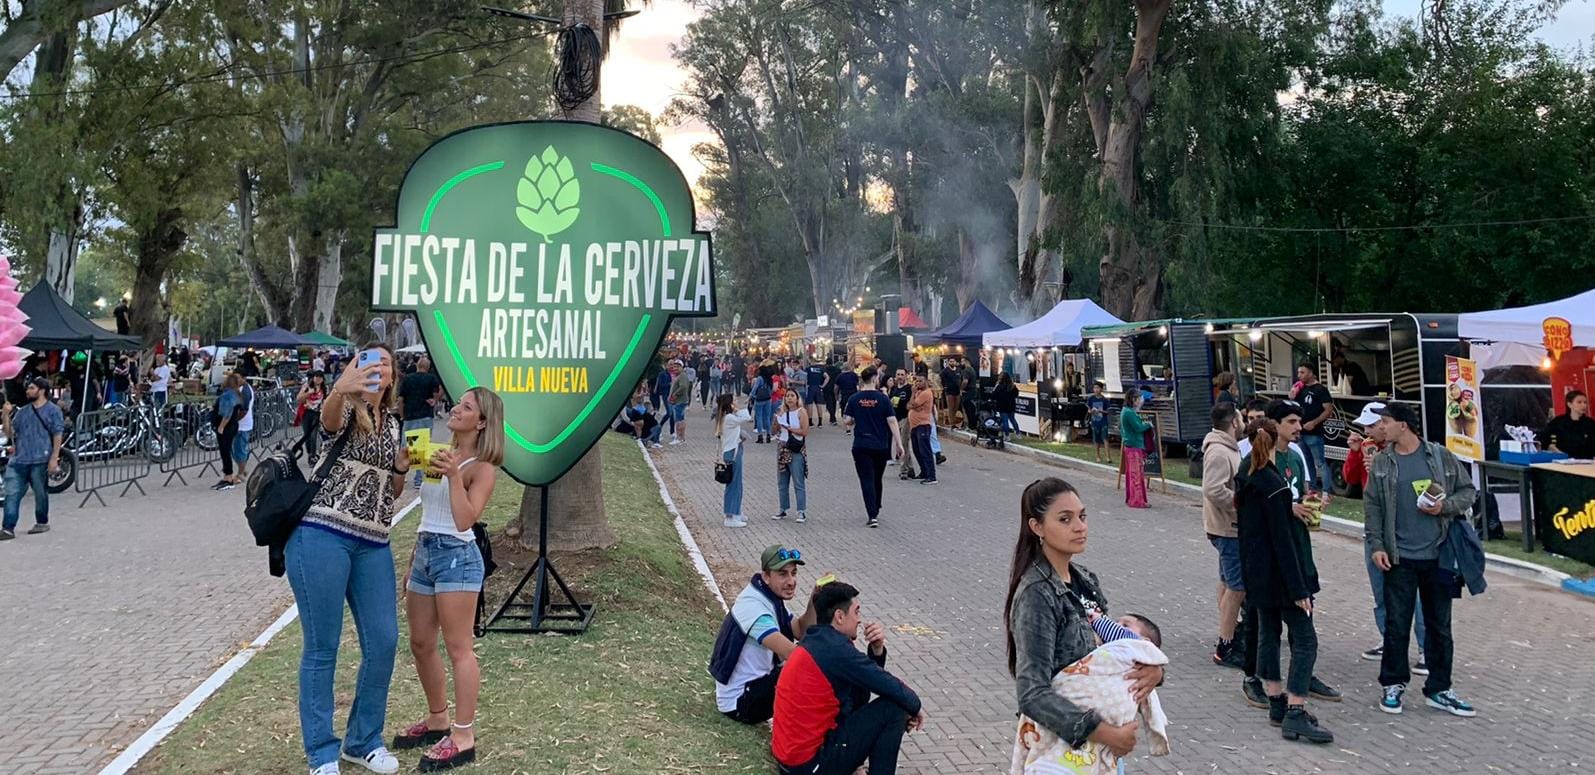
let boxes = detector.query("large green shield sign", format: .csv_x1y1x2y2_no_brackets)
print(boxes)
371,121,715,486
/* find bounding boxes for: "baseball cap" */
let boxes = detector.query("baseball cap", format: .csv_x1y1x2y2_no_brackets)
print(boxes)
1372,402,1421,429
28,377,50,392
1354,402,1386,427
761,545,806,571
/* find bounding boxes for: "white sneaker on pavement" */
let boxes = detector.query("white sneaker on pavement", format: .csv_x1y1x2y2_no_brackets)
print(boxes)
342,748,399,774
724,516,748,528
669,439,682,445
311,764,340,775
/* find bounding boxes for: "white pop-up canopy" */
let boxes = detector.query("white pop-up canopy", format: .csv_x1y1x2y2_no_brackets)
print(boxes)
1457,287,1595,345
983,298,1125,348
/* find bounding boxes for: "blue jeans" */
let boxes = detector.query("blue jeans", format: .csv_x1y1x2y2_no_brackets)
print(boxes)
284,526,398,768
1000,412,1020,435
2,461,49,531
723,445,745,517
232,429,250,464
779,450,807,512
754,399,774,435
152,391,168,410
1367,546,1426,650
1299,433,1332,493
929,423,942,455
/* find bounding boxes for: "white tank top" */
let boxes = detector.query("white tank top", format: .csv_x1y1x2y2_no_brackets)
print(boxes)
417,457,477,540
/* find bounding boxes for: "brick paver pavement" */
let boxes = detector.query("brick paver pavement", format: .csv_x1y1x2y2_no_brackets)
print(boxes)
0,472,293,774
651,402,1595,774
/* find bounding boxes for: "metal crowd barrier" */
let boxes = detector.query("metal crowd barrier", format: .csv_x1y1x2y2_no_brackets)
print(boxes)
160,400,220,487
70,407,153,508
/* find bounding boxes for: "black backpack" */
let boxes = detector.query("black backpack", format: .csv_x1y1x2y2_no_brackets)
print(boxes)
244,424,355,572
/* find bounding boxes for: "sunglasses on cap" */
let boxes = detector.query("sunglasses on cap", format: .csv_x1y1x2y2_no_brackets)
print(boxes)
772,548,802,563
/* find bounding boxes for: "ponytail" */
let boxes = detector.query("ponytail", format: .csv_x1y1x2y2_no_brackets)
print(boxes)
1244,418,1278,475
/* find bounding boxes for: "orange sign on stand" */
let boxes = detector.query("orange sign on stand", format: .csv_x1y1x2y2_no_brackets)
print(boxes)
1544,316,1574,361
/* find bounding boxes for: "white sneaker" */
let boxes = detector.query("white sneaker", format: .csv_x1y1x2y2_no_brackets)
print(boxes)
650,442,663,449
887,459,898,466
342,748,399,774
795,512,807,523
311,764,340,775
724,516,747,528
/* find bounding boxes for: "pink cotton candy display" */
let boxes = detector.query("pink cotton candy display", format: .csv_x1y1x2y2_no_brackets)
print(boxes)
0,323,30,348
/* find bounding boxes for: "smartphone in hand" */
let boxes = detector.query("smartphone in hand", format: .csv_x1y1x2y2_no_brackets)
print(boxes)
357,348,383,393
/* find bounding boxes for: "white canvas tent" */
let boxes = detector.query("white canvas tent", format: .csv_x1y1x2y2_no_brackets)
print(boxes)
1458,288,1595,345
983,299,1125,348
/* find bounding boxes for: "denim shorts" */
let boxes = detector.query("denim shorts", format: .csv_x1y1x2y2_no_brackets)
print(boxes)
670,402,689,422
407,533,484,596
232,430,251,462
1209,535,1244,591
1090,421,1109,444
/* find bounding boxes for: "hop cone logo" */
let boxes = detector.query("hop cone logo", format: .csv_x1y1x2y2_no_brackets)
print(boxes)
515,145,581,242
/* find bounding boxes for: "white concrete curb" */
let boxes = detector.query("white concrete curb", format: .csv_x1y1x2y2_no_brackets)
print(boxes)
99,497,424,775
638,440,727,613
951,430,1582,595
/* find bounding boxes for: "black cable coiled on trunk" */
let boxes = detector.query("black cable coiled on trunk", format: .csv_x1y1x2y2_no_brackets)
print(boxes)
553,23,601,113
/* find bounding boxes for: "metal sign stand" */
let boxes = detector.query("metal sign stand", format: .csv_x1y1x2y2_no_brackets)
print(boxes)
477,483,594,636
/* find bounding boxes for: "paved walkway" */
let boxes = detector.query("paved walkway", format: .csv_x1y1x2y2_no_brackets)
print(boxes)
651,402,1595,773
0,465,292,774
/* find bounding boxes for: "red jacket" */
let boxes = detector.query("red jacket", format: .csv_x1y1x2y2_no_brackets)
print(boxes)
771,625,920,766
1343,438,1383,489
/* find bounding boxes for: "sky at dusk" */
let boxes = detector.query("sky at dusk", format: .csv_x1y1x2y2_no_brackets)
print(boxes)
605,0,1593,195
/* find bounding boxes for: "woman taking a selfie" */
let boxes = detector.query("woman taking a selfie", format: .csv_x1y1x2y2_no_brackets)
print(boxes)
287,343,408,775
395,387,505,771
772,388,808,522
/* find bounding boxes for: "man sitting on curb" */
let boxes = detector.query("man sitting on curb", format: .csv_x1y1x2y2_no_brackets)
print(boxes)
772,582,925,775
709,545,820,724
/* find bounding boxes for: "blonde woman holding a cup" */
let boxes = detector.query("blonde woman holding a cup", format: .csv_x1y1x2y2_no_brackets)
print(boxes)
395,387,506,771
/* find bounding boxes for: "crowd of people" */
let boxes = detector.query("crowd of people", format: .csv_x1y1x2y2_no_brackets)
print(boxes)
1196,385,1484,748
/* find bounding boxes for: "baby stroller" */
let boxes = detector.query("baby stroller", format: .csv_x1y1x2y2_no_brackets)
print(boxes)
970,396,1006,450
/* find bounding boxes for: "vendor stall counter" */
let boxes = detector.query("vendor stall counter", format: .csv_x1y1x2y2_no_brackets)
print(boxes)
1529,461,1595,566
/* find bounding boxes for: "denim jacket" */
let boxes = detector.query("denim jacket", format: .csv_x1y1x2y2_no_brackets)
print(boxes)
1364,440,1477,565
1008,559,1105,749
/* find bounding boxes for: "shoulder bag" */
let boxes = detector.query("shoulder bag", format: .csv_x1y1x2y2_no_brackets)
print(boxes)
244,422,356,548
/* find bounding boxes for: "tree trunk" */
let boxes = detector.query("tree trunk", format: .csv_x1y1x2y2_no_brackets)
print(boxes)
513,0,612,552
129,207,187,348
1095,0,1171,321
313,234,345,333
955,229,980,313
33,29,82,301
235,165,291,326
0,0,134,83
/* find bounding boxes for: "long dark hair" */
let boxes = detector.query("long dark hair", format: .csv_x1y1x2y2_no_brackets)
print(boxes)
1003,477,1080,676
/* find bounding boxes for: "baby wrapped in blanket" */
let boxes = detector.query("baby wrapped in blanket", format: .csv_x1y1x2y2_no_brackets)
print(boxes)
1010,613,1171,775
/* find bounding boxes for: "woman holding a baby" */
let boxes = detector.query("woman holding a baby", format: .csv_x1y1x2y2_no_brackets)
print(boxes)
1004,478,1167,774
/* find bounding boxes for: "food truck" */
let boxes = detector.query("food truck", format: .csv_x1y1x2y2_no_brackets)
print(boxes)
1082,318,1252,449
1212,313,1463,493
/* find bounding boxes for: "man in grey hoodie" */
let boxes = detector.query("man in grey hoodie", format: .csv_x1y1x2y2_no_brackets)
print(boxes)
1201,402,1245,669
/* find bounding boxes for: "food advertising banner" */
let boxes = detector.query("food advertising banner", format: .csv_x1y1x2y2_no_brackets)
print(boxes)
1444,355,1483,461
371,122,715,486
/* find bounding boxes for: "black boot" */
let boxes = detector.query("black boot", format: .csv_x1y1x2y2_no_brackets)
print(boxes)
1268,694,1287,727
1241,676,1268,709
1281,706,1334,744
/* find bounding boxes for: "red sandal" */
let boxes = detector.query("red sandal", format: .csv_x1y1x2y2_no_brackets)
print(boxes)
419,732,477,772
391,712,449,750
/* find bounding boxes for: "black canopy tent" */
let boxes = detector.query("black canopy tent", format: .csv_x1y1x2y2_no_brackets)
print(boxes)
16,283,145,412
18,283,144,352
